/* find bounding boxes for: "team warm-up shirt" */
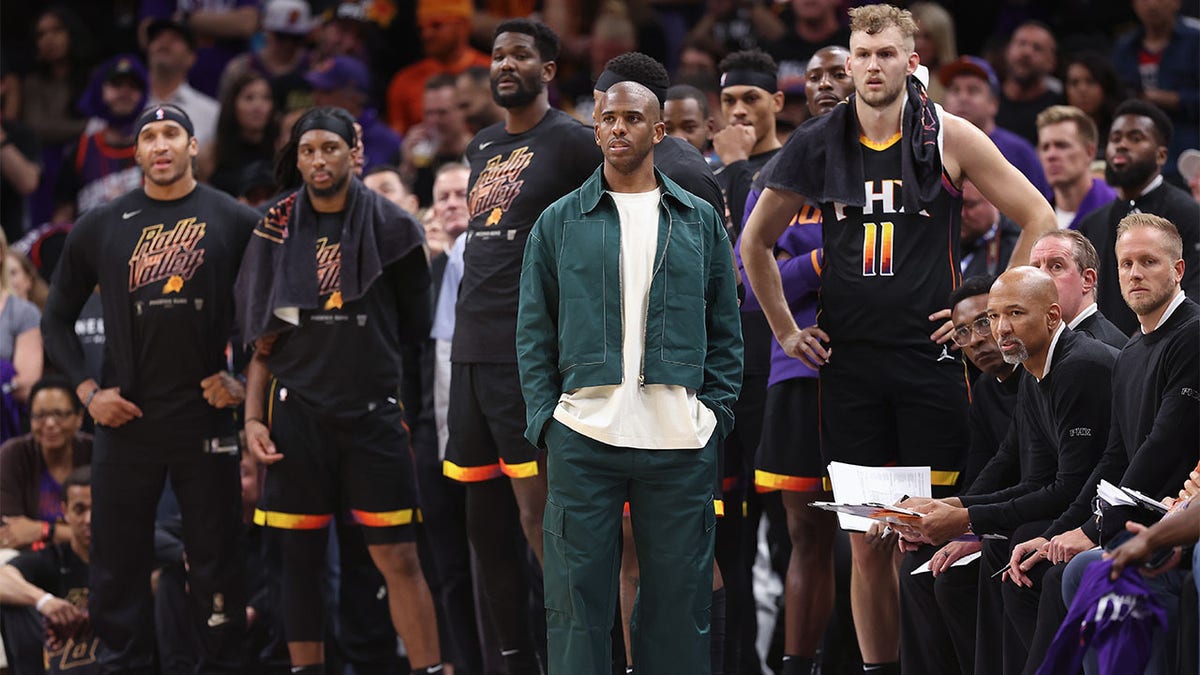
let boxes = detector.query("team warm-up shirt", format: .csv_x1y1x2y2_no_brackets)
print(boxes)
43,184,258,452
8,544,98,673
267,211,432,411
818,136,963,347
453,108,602,363
655,135,726,221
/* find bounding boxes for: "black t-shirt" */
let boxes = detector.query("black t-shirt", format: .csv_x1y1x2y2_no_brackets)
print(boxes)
8,543,99,673
1,121,41,243
43,184,259,452
818,138,963,347
453,109,602,363
654,135,726,224
268,211,432,412
766,23,853,96
997,90,1065,146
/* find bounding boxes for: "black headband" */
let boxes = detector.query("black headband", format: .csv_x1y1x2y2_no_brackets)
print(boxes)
134,105,195,139
594,67,667,108
719,69,778,93
294,112,356,148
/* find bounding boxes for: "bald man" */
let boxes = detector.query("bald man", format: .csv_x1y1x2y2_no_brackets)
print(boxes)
517,81,742,675
897,267,1118,674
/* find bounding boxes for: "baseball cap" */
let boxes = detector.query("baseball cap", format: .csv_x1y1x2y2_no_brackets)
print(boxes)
262,0,314,36
1178,149,1200,182
146,18,196,50
104,55,149,87
939,56,1000,97
305,56,370,92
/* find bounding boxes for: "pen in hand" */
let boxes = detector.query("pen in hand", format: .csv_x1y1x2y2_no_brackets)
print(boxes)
991,548,1041,579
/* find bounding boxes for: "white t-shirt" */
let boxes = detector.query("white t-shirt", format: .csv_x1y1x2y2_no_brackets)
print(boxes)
553,188,717,449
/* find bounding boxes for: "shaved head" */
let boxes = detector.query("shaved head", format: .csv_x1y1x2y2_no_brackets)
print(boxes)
988,266,1062,371
993,266,1060,308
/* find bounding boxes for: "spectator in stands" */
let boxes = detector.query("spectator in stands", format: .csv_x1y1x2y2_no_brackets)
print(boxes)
1028,230,1129,348
219,0,316,114
144,19,220,148
765,0,850,96
910,1,957,103
677,35,724,79
686,0,785,55
4,250,48,310
0,378,91,550
1179,148,1200,201
664,84,715,157
201,71,278,196
0,466,96,675
311,2,371,66
960,179,1022,278
1078,100,1200,335
0,70,41,243
1063,52,1128,160
386,0,490,135
138,0,260,98
942,55,1052,199
364,165,421,217
1113,0,1199,186
400,74,472,207
307,55,400,171
20,7,93,227
455,66,503,135
997,21,1065,145
53,55,147,223
1035,105,1118,230
0,235,42,422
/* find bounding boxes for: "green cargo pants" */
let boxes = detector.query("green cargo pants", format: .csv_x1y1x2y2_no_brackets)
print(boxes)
542,418,718,675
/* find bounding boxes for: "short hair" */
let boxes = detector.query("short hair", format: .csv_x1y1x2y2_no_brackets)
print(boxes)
604,52,671,95
667,84,709,118
1116,213,1184,260
848,5,918,45
62,465,92,498
948,275,994,309
365,164,414,192
424,73,457,91
30,376,82,412
1112,99,1174,147
434,161,471,180
459,65,490,85
1036,105,1098,148
718,49,778,79
494,19,559,62
1035,229,1100,274
1013,19,1055,44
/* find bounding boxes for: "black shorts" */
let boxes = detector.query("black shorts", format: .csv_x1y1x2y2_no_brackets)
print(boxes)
443,362,541,482
819,344,968,496
754,376,827,493
256,380,420,544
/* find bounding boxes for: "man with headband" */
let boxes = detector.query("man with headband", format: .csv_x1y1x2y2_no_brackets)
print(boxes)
235,106,445,675
741,5,1056,673
41,103,260,672
443,19,600,674
517,78,742,675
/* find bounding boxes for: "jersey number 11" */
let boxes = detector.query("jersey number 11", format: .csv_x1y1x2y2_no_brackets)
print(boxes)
862,221,894,277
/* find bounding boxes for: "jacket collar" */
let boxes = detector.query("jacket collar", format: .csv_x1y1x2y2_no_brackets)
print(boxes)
577,164,699,215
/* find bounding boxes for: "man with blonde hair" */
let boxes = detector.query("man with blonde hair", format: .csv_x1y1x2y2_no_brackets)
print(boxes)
741,4,1057,672
1035,105,1117,230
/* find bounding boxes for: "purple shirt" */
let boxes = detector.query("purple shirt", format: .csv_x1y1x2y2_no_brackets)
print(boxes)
38,470,64,524
1066,178,1119,230
359,109,402,173
736,188,823,387
990,126,1052,201
140,0,258,98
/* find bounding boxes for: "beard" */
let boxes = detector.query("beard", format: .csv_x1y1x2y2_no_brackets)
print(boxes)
1105,157,1158,191
491,74,543,109
1122,285,1173,317
855,80,906,111
308,170,350,197
1000,338,1030,365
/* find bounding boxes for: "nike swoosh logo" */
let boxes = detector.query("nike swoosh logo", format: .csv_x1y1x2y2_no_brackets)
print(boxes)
479,140,496,150
122,210,142,219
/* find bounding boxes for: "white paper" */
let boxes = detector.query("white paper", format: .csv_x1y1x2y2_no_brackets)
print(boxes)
1097,479,1135,507
909,551,983,575
826,462,932,532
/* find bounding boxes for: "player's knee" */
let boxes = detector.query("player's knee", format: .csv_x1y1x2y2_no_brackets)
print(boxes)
369,542,423,580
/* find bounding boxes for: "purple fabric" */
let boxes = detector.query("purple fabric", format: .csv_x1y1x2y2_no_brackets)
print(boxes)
1038,557,1167,675
77,55,149,128
358,109,402,172
736,187,822,388
1068,178,1119,230
140,0,258,98
990,126,1052,201
38,469,64,524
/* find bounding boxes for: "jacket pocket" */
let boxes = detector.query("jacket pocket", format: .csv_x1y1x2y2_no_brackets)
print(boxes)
658,221,706,367
542,499,570,614
558,220,608,369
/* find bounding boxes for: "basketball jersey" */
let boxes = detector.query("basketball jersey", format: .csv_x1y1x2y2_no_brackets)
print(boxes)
818,135,962,347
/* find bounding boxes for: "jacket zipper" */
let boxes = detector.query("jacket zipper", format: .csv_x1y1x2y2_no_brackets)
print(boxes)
641,194,673,388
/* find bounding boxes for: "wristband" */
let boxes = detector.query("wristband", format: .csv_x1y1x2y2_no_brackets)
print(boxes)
41,520,50,541
82,386,101,410
35,593,54,612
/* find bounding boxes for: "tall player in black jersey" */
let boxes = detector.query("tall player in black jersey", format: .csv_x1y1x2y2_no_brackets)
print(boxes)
740,5,1057,672
443,19,602,674
41,104,258,673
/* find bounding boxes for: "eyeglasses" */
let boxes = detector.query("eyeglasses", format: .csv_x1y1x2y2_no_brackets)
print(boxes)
950,316,992,347
31,409,77,423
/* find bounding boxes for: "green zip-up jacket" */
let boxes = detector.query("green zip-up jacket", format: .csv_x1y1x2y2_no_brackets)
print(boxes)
516,165,744,450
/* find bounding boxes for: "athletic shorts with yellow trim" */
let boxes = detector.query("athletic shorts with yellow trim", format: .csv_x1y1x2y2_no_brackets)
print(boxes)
754,377,830,493
444,362,541,482
258,380,421,545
